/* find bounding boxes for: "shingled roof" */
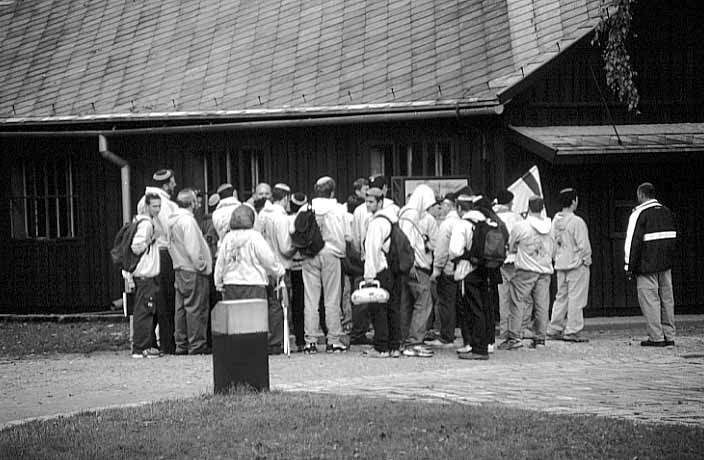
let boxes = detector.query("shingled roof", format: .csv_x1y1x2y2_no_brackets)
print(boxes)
0,0,602,124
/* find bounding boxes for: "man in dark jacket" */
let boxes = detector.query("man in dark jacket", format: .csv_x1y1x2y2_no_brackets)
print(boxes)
624,183,677,347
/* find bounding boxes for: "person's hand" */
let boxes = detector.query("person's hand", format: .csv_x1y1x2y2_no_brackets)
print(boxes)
409,266,419,281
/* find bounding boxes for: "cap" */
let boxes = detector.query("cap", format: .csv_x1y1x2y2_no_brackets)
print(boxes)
273,183,291,193
291,192,307,206
152,169,173,181
207,193,220,207
369,176,387,189
217,183,234,194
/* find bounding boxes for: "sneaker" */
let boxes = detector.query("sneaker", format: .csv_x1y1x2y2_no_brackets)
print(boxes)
497,339,523,351
131,352,144,359
326,343,348,353
303,343,318,354
546,331,564,340
425,339,455,348
487,344,495,354
133,348,161,359
390,349,401,358
562,334,588,343
402,345,434,358
456,344,473,354
640,339,666,347
458,352,489,360
362,349,390,358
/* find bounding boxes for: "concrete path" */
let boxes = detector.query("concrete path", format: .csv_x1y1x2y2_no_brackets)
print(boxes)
1,320,703,430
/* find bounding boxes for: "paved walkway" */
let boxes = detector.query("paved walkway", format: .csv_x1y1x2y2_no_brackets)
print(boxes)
1,320,704,430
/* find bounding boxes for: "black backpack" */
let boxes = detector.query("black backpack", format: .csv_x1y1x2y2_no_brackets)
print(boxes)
375,214,414,275
291,205,325,257
110,217,150,272
467,217,508,269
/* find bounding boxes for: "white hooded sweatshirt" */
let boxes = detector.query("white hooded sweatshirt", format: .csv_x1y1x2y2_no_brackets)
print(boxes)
214,229,285,289
448,209,487,278
398,184,437,270
258,202,295,269
311,197,349,258
212,196,242,244
363,205,398,279
352,198,399,256
509,214,554,274
137,187,179,249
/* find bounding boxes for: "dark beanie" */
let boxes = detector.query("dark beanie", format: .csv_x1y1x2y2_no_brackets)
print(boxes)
496,190,514,205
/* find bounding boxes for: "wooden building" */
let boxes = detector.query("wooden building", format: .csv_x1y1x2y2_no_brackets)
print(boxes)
0,0,702,314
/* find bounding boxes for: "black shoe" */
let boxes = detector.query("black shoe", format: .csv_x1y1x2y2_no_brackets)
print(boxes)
268,347,283,356
303,343,318,354
458,352,489,360
295,344,306,353
664,340,675,347
174,349,188,356
640,339,666,347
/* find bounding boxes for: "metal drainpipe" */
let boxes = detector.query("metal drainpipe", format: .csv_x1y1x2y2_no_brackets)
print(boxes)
98,134,131,225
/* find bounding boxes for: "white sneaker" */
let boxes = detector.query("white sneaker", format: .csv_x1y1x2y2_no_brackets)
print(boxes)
488,344,495,354
456,344,472,354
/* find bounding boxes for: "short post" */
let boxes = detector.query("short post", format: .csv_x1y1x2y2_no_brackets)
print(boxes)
211,299,269,393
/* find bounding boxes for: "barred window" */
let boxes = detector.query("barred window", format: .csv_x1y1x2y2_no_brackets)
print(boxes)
10,157,77,239
371,141,452,177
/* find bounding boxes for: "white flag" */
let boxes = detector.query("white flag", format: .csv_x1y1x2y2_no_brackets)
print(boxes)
508,165,544,217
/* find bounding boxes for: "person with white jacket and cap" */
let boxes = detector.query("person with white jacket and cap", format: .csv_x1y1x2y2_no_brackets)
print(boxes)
211,183,241,245
500,196,554,350
398,184,437,358
301,176,350,354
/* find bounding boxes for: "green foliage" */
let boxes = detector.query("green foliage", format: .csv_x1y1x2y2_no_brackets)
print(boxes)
593,0,640,112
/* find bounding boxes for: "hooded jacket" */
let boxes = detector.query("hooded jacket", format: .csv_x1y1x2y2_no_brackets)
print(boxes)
167,208,213,275
130,215,160,278
258,202,295,269
399,185,437,270
552,211,592,271
363,205,398,279
493,204,523,265
448,209,487,277
137,187,179,249
214,229,285,289
433,210,459,276
509,214,554,274
311,197,349,258
212,197,242,244
352,198,399,256
624,199,676,274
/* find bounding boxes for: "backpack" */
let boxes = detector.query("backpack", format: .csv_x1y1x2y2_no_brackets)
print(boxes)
375,214,414,274
467,218,508,269
291,205,325,257
110,217,150,272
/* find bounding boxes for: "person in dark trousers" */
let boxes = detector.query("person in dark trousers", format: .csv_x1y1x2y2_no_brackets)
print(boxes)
126,192,162,359
624,182,677,347
288,193,308,352
361,187,402,358
137,169,179,354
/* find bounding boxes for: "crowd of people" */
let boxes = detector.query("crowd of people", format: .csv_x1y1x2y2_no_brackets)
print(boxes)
123,169,678,360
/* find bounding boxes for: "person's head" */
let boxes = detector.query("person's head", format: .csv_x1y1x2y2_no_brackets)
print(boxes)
272,183,292,209
207,193,220,213
637,182,655,204
365,188,384,214
495,190,514,209
314,176,336,198
255,183,272,201
369,176,388,196
217,183,235,199
427,201,442,219
176,188,197,211
230,204,255,230
353,177,370,199
528,196,544,215
440,192,456,216
151,169,177,196
456,193,474,213
472,194,493,216
144,193,162,218
290,192,307,213
558,188,578,211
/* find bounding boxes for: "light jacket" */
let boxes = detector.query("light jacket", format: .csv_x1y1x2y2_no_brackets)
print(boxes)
311,197,349,258
493,204,523,264
509,214,554,274
363,206,397,279
353,198,399,256
552,211,592,271
448,210,486,277
214,229,285,289
433,210,459,277
212,197,241,244
258,202,295,269
167,208,213,275
137,187,178,249
130,215,160,278
399,185,436,270
624,199,676,274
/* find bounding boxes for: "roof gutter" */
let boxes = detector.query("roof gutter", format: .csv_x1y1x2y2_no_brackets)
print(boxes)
0,104,503,137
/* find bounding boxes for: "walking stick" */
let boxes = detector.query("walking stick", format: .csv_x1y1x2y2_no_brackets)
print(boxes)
277,278,290,356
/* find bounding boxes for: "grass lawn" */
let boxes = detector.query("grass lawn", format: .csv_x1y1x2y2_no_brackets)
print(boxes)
1,391,702,460
0,321,129,358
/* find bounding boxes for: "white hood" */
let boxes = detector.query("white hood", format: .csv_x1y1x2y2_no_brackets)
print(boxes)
526,215,552,234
